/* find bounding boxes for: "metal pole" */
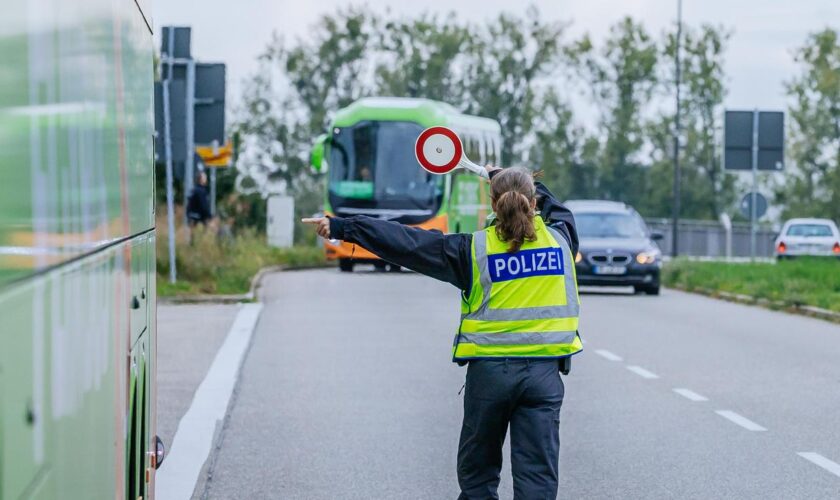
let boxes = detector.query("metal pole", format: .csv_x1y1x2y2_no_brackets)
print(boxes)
163,29,177,283
184,59,196,227
209,168,217,216
750,109,759,260
670,0,682,258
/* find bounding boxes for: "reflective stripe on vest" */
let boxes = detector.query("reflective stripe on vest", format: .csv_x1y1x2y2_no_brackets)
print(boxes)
453,217,583,360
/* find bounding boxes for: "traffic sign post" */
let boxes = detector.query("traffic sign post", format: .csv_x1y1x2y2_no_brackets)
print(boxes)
156,26,227,282
751,110,759,260
724,109,784,260
415,126,489,179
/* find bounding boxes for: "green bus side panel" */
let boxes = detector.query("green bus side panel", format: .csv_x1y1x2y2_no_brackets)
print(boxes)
0,0,155,288
0,0,155,498
448,174,491,233
0,235,155,499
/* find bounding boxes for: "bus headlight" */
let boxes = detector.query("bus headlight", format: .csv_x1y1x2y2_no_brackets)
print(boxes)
635,251,658,265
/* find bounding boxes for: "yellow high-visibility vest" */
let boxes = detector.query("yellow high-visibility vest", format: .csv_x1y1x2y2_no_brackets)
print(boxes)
453,216,583,360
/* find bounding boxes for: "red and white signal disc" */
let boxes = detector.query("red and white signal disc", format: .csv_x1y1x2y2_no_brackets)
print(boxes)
415,126,463,175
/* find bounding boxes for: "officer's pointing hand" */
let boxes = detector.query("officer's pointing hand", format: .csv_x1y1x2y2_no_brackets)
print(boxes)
302,217,330,239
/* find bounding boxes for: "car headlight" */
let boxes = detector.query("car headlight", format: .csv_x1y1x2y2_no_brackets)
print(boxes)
575,251,583,263
635,250,659,265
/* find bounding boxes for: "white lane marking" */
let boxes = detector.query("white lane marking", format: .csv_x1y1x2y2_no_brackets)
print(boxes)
797,452,840,478
626,365,659,379
156,303,264,500
715,410,767,432
673,388,708,402
594,349,622,361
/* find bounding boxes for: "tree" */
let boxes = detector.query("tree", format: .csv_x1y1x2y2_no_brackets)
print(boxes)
570,18,658,205
285,8,379,132
234,8,380,241
523,88,597,200
779,28,840,222
461,8,570,166
642,24,735,219
375,13,471,103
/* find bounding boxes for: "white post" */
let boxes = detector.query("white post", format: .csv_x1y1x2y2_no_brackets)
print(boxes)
719,212,732,261
267,196,295,248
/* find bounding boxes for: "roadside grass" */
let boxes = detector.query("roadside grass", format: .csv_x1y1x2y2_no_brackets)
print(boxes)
156,224,330,297
663,258,840,313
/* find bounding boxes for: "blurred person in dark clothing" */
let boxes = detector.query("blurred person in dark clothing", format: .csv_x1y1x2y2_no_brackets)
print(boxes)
187,171,212,226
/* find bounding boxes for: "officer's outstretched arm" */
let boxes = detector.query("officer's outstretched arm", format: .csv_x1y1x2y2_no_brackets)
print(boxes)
304,215,473,290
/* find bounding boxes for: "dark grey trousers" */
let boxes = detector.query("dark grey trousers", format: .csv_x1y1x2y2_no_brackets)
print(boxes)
457,359,565,500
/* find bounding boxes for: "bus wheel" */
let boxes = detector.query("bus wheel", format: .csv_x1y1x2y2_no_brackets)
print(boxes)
374,261,387,272
339,259,354,272
388,264,402,273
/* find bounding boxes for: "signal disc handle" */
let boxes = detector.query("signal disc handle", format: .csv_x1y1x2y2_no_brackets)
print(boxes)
415,126,488,179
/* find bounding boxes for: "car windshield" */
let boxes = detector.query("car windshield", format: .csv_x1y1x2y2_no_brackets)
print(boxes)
575,212,647,239
786,224,833,237
328,120,441,208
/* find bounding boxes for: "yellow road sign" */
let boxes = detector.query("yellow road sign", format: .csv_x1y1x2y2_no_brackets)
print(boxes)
196,141,232,167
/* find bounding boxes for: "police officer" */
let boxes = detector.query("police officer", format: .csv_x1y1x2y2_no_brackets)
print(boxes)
303,166,582,499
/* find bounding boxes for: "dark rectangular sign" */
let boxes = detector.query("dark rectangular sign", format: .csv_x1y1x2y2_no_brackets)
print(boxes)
724,110,784,171
161,26,191,59
757,111,784,171
194,63,226,145
154,81,187,164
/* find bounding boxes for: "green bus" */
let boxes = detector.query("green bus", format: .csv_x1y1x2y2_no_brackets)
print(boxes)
1,1,160,498
311,97,502,271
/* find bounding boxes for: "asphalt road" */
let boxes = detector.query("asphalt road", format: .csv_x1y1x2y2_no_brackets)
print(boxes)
199,268,840,499
157,304,239,450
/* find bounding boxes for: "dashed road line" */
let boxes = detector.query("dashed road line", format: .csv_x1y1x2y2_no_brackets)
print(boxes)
797,452,840,478
672,388,708,402
626,365,659,379
594,349,622,361
715,410,767,432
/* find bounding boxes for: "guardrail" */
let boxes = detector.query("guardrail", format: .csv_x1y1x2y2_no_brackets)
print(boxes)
645,218,777,258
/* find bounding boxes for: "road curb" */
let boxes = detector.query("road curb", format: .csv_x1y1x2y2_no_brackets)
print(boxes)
158,264,334,304
670,286,840,324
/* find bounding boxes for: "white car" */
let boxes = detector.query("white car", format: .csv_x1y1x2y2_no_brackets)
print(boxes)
774,218,840,259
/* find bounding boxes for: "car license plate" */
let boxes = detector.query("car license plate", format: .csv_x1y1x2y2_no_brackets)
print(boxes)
594,265,626,275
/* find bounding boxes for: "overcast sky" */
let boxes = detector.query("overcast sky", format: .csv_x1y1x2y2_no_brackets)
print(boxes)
152,0,839,114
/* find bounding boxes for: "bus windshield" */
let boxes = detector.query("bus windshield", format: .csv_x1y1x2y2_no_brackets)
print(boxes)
328,121,441,212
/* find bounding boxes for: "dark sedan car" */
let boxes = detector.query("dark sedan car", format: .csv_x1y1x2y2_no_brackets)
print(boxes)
566,200,664,295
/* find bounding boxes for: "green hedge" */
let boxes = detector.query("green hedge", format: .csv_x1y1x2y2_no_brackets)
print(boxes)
156,225,330,297
663,258,840,313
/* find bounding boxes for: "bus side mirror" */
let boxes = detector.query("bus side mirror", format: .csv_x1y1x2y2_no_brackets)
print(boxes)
310,134,328,173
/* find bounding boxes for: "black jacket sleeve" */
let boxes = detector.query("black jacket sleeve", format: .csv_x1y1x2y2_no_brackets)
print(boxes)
535,182,579,255
330,217,473,291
